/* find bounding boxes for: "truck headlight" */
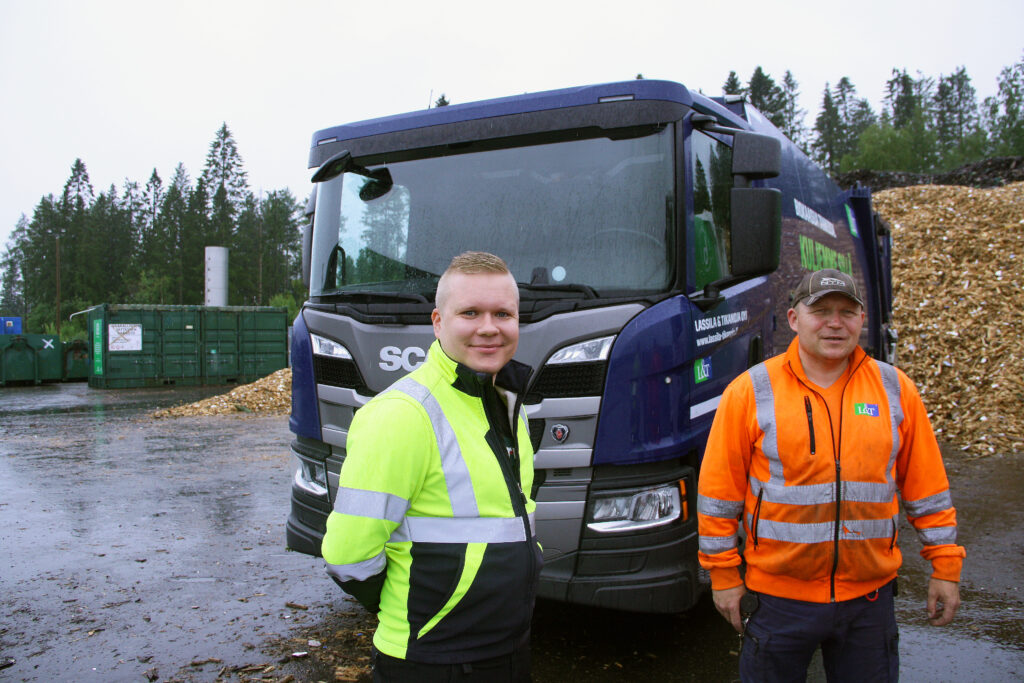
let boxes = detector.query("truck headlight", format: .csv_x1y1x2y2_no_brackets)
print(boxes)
547,335,615,364
311,333,353,359
587,484,681,533
293,455,328,497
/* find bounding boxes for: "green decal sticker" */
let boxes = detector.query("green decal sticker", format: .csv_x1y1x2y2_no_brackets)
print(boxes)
798,235,853,274
694,357,712,384
845,205,859,237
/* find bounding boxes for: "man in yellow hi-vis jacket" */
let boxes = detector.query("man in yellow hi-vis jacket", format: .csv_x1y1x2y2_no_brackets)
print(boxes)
321,251,541,682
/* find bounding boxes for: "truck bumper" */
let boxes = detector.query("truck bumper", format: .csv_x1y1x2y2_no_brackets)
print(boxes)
537,516,704,613
286,481,329,557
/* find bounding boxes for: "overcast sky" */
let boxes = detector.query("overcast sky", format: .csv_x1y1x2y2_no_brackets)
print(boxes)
2,0,1022,263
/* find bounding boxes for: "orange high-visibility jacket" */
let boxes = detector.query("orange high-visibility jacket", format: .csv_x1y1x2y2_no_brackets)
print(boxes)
698,339,965,603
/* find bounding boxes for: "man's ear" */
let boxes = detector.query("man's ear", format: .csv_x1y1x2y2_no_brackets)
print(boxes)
431,308,442,338
786,307,799,333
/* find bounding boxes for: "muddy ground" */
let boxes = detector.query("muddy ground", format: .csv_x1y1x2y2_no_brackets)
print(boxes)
1,382,1022,682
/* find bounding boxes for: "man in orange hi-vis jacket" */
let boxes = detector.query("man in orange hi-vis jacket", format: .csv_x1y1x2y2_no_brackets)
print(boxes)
697,268,965,682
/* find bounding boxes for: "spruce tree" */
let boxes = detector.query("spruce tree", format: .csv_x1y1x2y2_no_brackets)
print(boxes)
933,66,985,168
746,67,786,128
0,216,29,318
202,123,250,247
812,84,842,175
779,70,808,151
722,71,743,96
984,53,1024,156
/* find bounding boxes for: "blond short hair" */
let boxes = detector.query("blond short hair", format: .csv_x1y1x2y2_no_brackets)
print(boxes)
435,251,515,310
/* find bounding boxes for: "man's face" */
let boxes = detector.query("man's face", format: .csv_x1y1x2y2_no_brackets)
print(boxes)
787,293,865,364
432,272,520,375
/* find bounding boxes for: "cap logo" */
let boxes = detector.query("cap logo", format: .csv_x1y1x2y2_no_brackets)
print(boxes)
819,277,846,286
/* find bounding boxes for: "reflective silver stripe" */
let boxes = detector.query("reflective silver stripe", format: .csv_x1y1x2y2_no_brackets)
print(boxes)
843,480,897,504
698,494,744,519
325,551,387,582
747,479,894,506
877,361,903,493
749,364,784,483
752,478,834,505
904,489,953,518
334,486,410,523
748,514,899,544
917,525,958,546
390,514,535,544
389,377,479,518
699,534,737,554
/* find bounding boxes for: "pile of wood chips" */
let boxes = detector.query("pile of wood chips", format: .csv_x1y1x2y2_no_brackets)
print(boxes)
874,182,1024,457
151,367,292,418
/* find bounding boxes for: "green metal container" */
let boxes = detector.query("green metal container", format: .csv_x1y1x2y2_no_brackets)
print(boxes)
0,333,63,385
87,304,287,389
239,308,288,380
63,339,91,381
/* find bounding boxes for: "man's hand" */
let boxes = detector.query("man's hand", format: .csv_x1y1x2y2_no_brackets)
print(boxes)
927,577,960,626
713,584,747,633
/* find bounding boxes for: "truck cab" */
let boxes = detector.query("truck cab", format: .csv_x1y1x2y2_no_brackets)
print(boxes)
286,80,892,613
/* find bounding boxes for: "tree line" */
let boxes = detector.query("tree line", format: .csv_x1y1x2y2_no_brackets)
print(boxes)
3,54,1023,336
0,124,304,337
721,52,1024,175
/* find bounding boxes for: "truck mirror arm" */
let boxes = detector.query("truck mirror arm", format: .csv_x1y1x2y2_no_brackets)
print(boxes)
687,282,726,312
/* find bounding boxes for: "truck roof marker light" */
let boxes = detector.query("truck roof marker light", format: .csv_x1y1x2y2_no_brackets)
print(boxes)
317,137,338,146
598,95,634,103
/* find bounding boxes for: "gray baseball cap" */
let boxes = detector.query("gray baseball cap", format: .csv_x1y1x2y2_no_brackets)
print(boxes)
792,269,864,307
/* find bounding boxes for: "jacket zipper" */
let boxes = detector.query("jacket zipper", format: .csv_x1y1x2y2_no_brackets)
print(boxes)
804,397,816,455
792,354,869,602
751,489,764,549
481,384,536,604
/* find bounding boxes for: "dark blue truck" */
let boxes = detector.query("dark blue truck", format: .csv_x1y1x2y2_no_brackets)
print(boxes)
286,79,895,613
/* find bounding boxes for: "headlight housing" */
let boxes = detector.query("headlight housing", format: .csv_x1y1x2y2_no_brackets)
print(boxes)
547,335,615,364
310,333,352,359
587,484,682,533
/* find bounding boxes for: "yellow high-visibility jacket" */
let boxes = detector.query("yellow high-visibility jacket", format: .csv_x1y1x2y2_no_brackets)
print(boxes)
322,340,541,663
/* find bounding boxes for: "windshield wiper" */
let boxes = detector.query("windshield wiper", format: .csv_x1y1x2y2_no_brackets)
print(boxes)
518,282,598,299
326,290,431,303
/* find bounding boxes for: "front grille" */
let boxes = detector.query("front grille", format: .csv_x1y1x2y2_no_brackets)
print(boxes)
528,418,545,452
313,355,371,394
526,361,607,403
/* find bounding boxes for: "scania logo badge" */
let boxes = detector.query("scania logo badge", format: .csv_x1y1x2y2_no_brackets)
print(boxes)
550,423,570,444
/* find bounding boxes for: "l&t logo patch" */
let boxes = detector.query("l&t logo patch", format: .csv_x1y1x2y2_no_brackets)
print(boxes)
854,403,879,417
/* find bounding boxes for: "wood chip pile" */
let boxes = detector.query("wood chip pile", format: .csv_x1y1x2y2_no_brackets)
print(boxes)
151,368,291,418
874,182,1024,457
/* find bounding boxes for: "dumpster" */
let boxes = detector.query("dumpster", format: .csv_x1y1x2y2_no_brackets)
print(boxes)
63,339,91,381
87,304,287,388
0,333,63,385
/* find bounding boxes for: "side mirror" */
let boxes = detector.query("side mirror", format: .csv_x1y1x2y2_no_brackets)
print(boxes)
731,187,781,277
731,131,781,183
312,150,353,183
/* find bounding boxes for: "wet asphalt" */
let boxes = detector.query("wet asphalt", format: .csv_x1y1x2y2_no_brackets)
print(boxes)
1,382,1022,682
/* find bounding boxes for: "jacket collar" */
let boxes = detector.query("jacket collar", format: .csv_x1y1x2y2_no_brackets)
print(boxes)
783,336,867,386
429,340,533,397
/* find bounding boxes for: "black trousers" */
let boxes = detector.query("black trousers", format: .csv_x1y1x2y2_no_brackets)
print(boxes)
372,646,531,683
739,580,899,683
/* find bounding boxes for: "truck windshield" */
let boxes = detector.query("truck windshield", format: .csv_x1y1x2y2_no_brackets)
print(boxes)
310,125,675,299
